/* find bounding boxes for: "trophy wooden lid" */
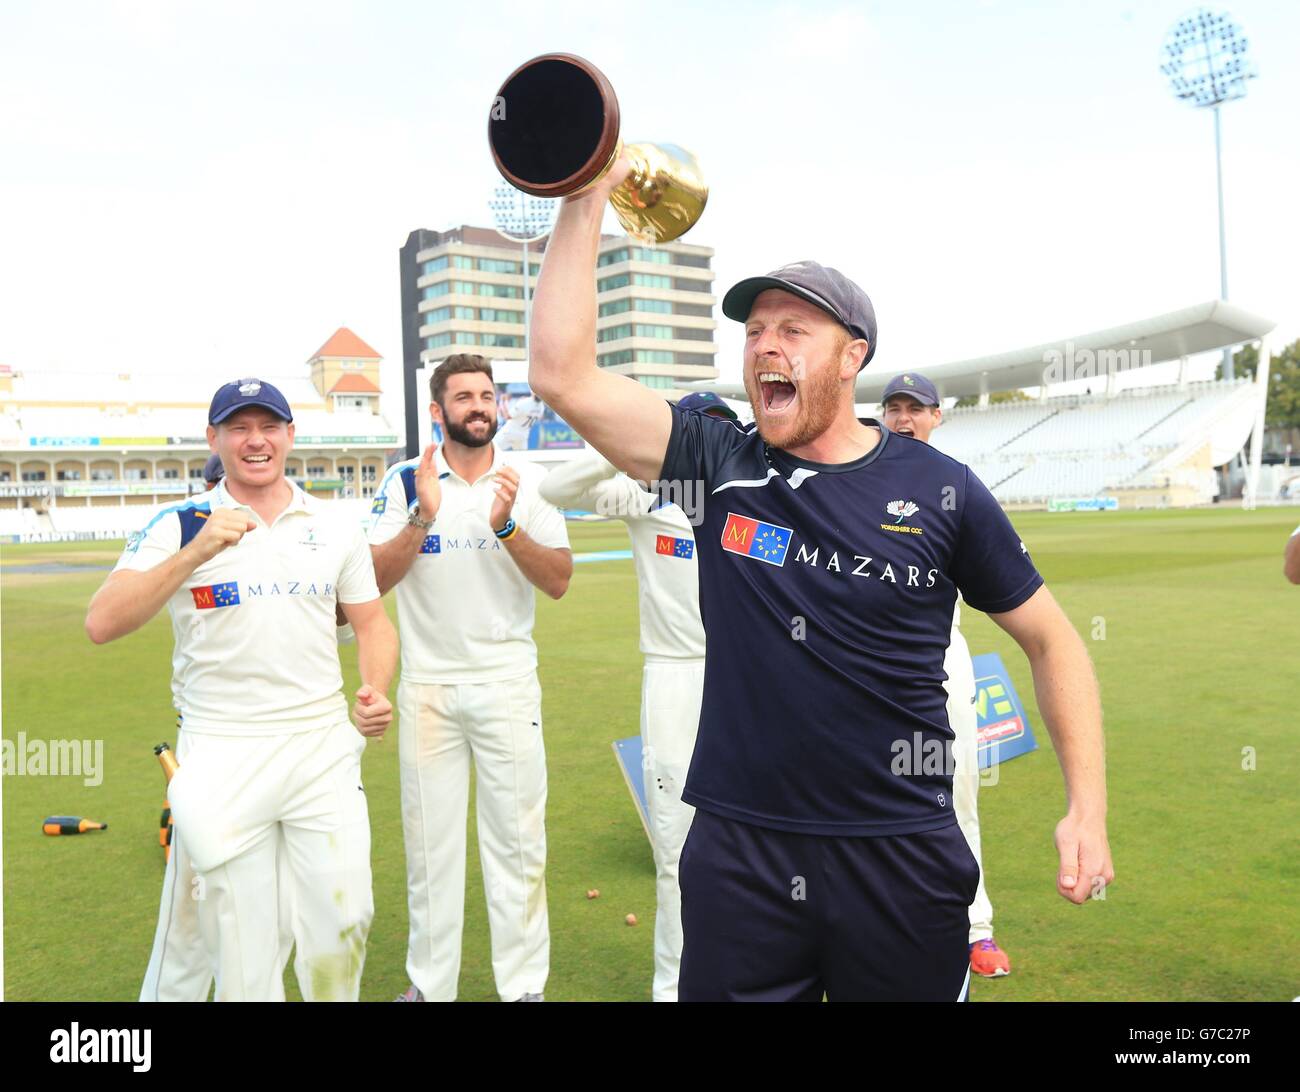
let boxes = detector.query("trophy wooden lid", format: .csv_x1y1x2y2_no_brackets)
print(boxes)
488,53,621,198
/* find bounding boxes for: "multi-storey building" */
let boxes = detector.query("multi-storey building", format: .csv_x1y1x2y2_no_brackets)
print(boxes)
398,224,718,454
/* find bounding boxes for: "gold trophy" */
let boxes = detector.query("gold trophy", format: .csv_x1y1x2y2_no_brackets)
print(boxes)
488,53,707,244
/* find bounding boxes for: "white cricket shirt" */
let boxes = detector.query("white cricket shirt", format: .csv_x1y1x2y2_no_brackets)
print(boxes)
113,479,380,734
540,451,704,661
943,595,970,697
369,445,571,683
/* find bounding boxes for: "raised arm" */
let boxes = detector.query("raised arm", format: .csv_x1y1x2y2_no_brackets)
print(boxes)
539,449,651,521
538,450,619,509
370,444,441,595
988,584,1114,905
85,509,256,644
528,156,673,484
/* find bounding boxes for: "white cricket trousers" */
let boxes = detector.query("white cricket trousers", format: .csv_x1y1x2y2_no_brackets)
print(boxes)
140,786,295,998
164,719,373,1001
641,658,705,1002
946,633,995,942
399,673,548,1002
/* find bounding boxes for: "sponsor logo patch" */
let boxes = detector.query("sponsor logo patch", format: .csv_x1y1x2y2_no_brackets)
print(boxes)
191,581,240,609
720,513,792,567
655,534,694,560
881,499,923,535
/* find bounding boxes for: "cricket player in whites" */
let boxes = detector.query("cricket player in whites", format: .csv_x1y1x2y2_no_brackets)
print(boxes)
87,378,397,1002
139,452,354,1001
370,354,571,1003
539,391,737,1001
881,372,1010,978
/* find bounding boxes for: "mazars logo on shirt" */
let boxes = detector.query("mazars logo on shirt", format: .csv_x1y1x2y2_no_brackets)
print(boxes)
426,535,502,553
655,534,694,559
718,512,943,589
191,582,240,609
241,580,335,598
720,513,793,566
793,541,939,588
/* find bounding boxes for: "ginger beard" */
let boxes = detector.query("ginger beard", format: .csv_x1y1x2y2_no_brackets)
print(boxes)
745,332,850,452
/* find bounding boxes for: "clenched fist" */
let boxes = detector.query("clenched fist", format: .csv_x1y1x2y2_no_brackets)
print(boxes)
352,684,392,739
188,507,258,564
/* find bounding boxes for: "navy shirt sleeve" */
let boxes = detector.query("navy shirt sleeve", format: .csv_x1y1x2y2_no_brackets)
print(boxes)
659,402,751,491
950,465,1044,614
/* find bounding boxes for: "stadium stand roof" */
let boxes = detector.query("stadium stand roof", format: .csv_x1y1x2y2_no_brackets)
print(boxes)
696,300,1276,401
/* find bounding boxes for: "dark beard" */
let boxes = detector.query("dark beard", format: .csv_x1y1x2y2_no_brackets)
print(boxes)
443,413,498,447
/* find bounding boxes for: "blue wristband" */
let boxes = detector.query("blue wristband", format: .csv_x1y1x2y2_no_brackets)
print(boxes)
494,517,518,540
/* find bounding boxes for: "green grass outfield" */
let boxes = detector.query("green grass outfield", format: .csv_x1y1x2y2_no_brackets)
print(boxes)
3,507,1298,1001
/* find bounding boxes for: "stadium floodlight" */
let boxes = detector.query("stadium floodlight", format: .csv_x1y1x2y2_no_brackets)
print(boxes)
488,186,558,368
1161,7,1257,380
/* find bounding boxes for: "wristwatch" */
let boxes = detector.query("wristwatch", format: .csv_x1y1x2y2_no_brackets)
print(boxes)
407,507,434,531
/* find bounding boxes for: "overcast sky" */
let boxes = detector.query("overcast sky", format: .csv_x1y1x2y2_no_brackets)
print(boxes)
3,0,1297,424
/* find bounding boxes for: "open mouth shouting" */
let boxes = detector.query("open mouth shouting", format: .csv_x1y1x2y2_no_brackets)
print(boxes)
758,371,797,416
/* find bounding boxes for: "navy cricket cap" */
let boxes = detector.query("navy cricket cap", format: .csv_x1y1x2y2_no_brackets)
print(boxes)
208,378,294,425
202,453,225,484
676,391,738,421
881,372,940,406
722,260,878,368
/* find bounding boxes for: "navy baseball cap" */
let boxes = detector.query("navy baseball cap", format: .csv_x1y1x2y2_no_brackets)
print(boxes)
880,372,940,406
208,378,294,425
722,260,878,368
677,391,739,421
202,453,225,484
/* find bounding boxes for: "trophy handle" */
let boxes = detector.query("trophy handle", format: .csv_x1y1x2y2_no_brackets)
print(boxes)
611,142,708,244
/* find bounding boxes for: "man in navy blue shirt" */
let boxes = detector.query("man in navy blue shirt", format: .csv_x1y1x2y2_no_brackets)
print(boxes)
528,154,1113,1001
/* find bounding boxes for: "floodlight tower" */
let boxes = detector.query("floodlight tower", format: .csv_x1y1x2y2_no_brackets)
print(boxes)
1161,7,1256,380
488,186,557,367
